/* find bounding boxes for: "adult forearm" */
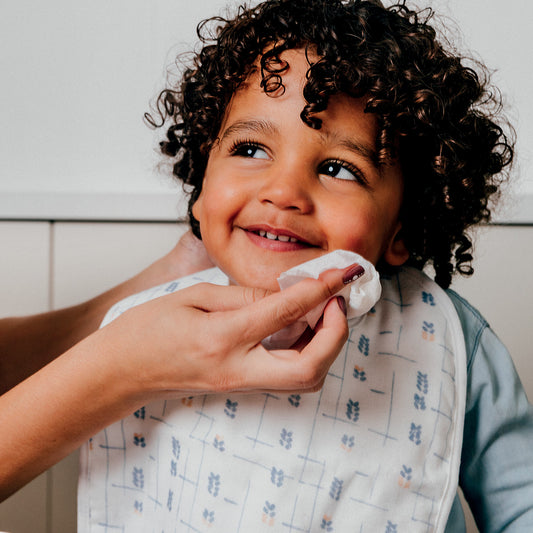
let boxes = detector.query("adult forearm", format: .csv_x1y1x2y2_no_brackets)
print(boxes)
0,289,123,395
0,328,145,502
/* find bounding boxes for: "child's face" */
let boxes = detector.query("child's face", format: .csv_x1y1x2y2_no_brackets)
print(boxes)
193,49,408,291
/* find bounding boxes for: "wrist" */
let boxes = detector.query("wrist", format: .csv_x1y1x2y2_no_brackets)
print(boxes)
82,325,153,411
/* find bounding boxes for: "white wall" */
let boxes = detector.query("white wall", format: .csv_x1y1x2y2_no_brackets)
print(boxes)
0,0,229,197
424,0,533,199
0,0,532,221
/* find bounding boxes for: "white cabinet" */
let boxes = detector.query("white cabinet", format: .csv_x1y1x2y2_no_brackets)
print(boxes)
0,222,50,317
52,222,187,308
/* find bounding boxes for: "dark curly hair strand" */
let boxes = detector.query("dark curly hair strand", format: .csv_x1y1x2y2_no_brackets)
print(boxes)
145,0,514,289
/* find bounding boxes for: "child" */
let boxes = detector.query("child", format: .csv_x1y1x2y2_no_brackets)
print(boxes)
78,1,533,531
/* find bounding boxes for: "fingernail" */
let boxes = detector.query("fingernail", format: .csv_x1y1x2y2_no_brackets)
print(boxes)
337,296,347,315
342,264,365,284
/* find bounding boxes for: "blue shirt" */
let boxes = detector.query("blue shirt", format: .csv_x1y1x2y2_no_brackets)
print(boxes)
445,290,533,532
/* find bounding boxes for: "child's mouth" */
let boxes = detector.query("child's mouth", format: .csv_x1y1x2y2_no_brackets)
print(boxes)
256,230,300,243
245,227,314,250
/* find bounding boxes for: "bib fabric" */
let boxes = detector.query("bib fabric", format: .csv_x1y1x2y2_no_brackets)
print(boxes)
78,266,466,533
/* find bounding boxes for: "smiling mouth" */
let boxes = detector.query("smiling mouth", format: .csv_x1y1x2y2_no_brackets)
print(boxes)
245,227,315,249
256,230,299,243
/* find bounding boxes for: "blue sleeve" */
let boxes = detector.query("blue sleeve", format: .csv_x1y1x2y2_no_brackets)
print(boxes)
447,289,533,532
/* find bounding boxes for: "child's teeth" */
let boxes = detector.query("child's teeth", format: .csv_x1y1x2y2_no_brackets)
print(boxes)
257,230,299,243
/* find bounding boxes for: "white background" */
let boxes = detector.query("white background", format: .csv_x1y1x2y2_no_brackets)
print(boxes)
1,0,532,221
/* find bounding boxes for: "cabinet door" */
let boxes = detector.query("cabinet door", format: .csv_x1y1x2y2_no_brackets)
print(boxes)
0,222,50,533
52,221,186,307
50,221,186,532
0,222,50,316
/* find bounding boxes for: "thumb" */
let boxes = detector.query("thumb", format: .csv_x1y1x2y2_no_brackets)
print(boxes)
229,262,364,344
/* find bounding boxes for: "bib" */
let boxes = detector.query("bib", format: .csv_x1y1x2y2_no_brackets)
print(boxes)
78,266,466,533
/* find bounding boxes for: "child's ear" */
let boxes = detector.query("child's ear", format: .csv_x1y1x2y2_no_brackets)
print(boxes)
383,223,409,266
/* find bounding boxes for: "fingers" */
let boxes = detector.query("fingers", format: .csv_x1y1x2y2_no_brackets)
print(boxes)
286,296,349,389
177,261,362,320
160,263,362,394
140,282,352,396
236,296,349,392
299,296,349,371
177,283,272,313
229,262,363,344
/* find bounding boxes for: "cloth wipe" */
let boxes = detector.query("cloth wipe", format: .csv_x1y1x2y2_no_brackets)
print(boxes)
262,250,381,349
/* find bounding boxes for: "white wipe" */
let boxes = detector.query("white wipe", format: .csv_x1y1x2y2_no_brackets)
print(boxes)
262,250,381,349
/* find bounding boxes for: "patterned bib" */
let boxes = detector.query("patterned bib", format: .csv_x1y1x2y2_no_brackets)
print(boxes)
78,266,466,533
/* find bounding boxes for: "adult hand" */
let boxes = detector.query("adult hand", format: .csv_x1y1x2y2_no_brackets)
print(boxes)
0,261,361,500
104,262,362,401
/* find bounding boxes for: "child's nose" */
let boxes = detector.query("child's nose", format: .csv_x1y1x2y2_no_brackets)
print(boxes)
257,165,314,213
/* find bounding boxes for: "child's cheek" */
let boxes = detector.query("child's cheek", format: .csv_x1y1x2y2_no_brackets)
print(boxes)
341,239,375,264
328,214,375,262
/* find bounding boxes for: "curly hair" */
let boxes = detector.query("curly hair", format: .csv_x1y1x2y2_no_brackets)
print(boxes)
146,0,514,288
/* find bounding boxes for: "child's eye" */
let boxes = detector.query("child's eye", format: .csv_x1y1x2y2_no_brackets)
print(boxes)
319,160,366,184
231,142,269,160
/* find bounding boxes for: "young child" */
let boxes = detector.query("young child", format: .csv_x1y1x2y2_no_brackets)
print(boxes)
78,1,533,531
